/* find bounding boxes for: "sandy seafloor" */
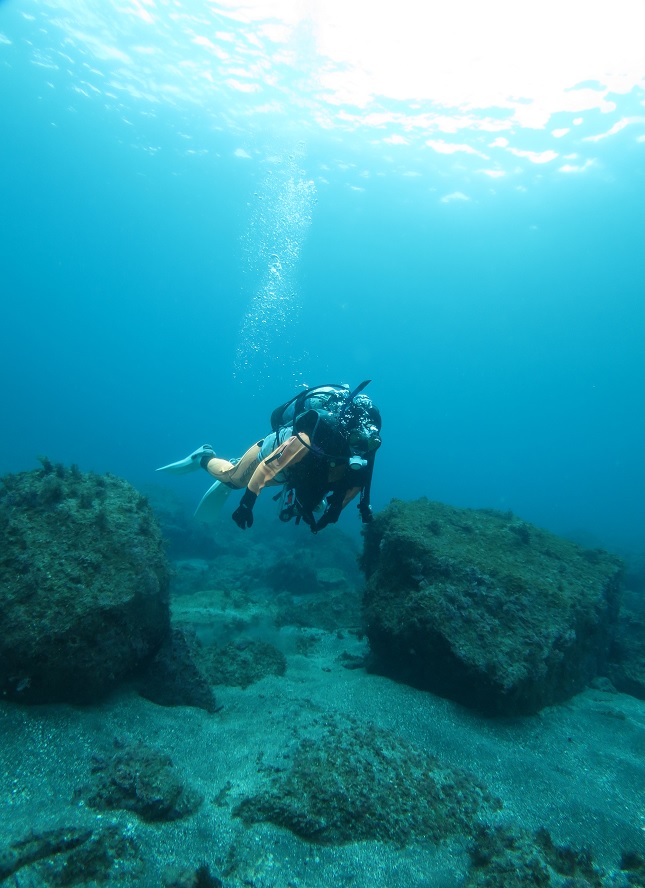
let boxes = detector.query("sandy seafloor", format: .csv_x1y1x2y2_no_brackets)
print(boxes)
1,591,644,888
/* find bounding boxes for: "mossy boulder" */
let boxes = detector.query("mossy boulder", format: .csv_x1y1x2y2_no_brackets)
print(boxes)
0,461,170,703
361,499,623,715
0,824,142,884
607,607,645,700
84,740,202,822
234,715,499,845
136,627,219,712
466,824,605,887
202,639,287,688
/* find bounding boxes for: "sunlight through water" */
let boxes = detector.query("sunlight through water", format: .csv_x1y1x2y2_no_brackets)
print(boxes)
9,0,645,187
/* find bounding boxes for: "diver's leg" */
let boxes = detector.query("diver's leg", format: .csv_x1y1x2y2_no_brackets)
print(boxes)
204,442,263,489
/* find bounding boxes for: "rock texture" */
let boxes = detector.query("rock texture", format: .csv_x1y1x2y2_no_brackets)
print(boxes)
84,740,202,822
0,824,142,885
203,639,286,689
361,499,623,715
0,461,170,703
608,607,645,700
234,715,499,845
466,824,606,887
136,627,219,712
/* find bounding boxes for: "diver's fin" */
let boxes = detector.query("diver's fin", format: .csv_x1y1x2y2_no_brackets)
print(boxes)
156,445,215,475
194,480,231,522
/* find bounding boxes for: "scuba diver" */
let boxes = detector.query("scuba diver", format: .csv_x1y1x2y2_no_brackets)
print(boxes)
157,381,382,534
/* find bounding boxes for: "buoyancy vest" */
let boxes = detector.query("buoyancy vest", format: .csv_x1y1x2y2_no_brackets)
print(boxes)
270,381,381,463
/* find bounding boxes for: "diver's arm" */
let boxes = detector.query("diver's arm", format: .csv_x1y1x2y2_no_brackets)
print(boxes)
357,451,376,523
315,452,376,532
341,486,362,508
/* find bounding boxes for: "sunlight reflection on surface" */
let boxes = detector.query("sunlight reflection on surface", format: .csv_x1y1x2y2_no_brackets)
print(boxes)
7,0,645,186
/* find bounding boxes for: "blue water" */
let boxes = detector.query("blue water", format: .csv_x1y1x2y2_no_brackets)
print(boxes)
1,0,644,550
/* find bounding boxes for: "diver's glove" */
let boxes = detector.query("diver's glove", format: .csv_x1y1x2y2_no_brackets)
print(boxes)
156,445,215,475
312,503,342,534
232,489,257,530
359,501,373,523
312,512,329,534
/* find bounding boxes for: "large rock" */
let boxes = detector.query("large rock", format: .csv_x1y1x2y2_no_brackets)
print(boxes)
465,824,606,887
361,499,623,715
234,715,499,845
136,627,219,712
0,461,170,703
84,740,202,822
0,824,142,885
607,607,645,700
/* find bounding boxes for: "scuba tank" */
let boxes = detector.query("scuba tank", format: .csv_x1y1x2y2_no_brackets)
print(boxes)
270,384,353,433
270,380,380,464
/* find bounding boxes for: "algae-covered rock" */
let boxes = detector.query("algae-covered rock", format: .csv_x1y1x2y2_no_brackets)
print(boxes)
234,715,499,845
85,740,202,822
607,608,645,700
0,826,93,882
361,499,623,715
0,461,170,703
0,824,142,885
466,824,604,887
203,639,286,689
136,627,219,712
621,852,645,887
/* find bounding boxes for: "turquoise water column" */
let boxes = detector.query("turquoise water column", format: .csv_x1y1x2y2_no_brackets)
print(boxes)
234,145,316,383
